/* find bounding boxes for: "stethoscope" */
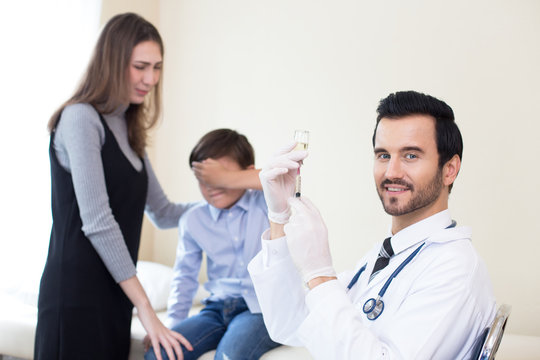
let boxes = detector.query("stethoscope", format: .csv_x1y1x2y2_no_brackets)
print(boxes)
347,221,456,321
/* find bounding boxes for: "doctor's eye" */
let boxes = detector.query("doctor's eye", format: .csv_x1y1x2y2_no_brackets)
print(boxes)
404,153,418,160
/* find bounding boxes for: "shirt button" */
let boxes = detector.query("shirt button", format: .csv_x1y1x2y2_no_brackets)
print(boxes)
272,249,278,255
233,236,239,241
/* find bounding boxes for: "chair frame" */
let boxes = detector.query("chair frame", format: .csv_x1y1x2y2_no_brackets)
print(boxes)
478,304,512,360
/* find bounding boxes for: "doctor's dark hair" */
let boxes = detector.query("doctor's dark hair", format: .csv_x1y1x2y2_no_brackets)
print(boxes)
47,12,164,157
189,129,255,169
372,91,463,170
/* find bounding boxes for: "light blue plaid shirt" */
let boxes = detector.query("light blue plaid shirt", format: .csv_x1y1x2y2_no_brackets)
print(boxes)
166,190,268,328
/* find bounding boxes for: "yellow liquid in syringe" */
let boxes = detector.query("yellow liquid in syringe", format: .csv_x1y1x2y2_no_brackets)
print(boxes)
294,142,307,197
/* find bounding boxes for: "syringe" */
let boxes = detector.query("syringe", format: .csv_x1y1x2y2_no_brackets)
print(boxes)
293,130,309,197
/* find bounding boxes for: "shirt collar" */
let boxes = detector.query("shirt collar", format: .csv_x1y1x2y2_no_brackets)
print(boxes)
207,190,250,222
388,209,454,255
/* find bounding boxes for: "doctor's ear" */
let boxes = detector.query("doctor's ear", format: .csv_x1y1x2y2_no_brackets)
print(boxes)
443,154,461,188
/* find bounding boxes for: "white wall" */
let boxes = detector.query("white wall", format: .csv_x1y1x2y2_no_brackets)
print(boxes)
108,0,540,336
0,0,101,297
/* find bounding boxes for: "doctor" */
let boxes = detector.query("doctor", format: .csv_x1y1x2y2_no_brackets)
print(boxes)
248,91,496,359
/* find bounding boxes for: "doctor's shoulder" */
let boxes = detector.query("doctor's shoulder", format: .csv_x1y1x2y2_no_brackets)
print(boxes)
414,229,494,310
419,228,486,284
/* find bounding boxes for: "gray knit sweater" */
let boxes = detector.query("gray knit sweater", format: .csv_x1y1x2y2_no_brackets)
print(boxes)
53,103,191,282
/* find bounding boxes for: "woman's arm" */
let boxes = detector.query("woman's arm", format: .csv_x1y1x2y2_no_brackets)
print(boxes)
120,276,193,360
191,158,262,190
144,155,197,228
55,104,137,282
57,105,191,360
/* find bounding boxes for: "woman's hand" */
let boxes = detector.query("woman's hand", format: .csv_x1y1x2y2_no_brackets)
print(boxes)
119,276,192,360
137,303,192,360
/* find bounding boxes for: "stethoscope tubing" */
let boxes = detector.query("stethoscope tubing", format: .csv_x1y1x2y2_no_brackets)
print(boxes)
377,242,425,297
353,220,456,321
360,243,425,320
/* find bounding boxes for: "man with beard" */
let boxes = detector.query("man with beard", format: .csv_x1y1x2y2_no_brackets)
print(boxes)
248,91,496,359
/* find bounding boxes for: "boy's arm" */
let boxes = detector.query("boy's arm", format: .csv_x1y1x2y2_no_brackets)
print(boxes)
166,221,203,328
192,158,262,190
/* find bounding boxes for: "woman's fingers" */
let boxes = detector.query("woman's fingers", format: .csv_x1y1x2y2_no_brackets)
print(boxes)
151,338,164,360
171,330,193,351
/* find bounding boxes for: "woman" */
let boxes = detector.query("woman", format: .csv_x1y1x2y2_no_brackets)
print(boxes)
36,13,194,360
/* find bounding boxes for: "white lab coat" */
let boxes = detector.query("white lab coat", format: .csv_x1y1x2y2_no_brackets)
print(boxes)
248,210,496,359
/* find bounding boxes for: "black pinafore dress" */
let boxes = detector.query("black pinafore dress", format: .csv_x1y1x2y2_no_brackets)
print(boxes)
34,109,148,359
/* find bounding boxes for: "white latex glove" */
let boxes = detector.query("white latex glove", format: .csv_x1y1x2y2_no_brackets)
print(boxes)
284,196,337,283
259,142,308,224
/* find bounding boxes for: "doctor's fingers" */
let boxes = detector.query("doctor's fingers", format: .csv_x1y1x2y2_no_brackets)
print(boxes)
286,214,326,235
267,150,308,170
288,197,325,220
288,199,327,231
273,141,298,155
260,155,306,183
260,156,303,181
259,167,289,182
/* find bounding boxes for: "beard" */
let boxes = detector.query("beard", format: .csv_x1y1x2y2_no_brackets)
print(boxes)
377,169,444,216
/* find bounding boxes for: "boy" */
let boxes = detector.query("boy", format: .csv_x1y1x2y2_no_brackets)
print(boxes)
145,129,280,360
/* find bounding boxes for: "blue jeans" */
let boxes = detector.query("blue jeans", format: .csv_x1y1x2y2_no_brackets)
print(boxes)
144,298,280,360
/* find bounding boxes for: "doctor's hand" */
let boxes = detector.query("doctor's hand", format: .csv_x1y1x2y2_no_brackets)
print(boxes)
259,142,308,224
284,197,337,284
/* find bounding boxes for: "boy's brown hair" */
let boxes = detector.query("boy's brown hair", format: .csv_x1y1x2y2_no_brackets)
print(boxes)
189,129,255,169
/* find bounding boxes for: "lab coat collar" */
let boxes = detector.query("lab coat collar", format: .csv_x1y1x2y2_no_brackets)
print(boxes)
207,190,250,222
388,209,465,256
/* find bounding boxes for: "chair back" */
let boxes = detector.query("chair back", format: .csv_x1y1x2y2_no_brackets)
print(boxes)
477,304,512,360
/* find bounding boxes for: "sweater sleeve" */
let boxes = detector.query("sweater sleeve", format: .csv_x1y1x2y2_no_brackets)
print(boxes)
53,103,137,283
143,155,195,228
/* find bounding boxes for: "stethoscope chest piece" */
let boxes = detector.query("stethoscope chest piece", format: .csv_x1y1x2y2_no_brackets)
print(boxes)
363,296,384,321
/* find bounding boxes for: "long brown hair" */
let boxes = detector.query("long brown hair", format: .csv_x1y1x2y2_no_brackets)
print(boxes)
48,12,164,156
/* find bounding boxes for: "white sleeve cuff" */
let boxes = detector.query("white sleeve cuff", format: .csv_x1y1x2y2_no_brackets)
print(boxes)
305,279,346,311
261,228,291,268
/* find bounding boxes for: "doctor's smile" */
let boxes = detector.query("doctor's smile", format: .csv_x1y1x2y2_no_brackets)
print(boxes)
386,187,408,193
381,179,413,194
